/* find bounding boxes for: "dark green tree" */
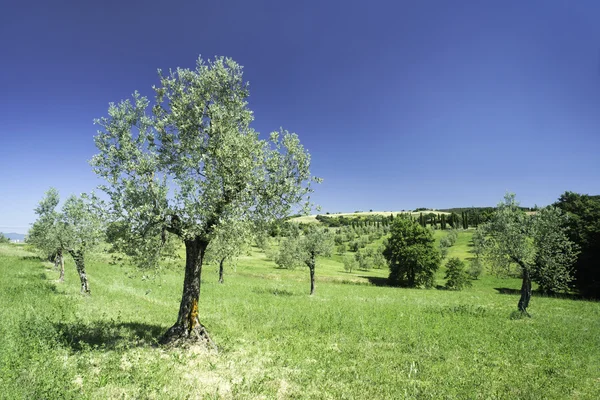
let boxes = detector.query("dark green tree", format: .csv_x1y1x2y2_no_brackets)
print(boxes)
383,218,440,288
554,192,600,298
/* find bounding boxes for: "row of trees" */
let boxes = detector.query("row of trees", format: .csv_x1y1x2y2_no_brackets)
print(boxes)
28,189,103,293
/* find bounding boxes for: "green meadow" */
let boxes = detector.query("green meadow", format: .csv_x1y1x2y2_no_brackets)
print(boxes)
1,230,599,399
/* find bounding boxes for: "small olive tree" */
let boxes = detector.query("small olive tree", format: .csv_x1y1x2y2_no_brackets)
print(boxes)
275,227,332,294
91,56,318,345
483,193,578,314
206,219,251,284
28,188,65,282
299,227,333,295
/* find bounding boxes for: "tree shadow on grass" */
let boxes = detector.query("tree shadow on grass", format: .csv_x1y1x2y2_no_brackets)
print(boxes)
21,255,43,261
359,276,390,287
54,320,166,351
494,287,589,301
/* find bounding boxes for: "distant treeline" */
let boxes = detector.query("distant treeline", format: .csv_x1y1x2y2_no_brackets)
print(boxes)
315,210,486,230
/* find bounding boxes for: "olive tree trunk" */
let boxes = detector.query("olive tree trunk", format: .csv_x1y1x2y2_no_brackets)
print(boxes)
518,268,532,314
68,249,90,294
308,256,316,295
218,257,225,284
160,237,215,347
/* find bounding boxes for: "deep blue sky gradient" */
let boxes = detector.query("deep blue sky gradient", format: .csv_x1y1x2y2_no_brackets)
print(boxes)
1,0,599,234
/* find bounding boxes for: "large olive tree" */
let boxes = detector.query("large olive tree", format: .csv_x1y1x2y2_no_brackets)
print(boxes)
91,57,318,346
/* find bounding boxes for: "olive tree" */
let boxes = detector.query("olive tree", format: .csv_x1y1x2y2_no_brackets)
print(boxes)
299,227,333,295
483,193,578,314
206,219,251,284
60,194,105,294
91,57,318,345
28,188,65,282
274,227,332,294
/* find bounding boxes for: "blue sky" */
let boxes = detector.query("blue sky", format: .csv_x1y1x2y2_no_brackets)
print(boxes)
1,0,599,234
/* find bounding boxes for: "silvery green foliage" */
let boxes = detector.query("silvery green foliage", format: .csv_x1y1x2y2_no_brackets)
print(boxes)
343,254,357,273
275,235,304,270
28,188,63,259
276,227,333,270
59,193,105,253
482,193,535,277
29,189,104,257
301,226,334,262
483,193,578,293
206,218,252,267
91,57,318,255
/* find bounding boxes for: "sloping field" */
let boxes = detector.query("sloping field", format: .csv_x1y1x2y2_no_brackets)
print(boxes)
291,210,450,224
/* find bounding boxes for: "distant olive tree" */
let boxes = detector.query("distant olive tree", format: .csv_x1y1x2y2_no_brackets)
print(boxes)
468,258,484,280
343,254,357,273
301,227,333,295
29,189,104,293
28,188,65,282
483,193,578,314
276,227,333,294
206,220,251,284
0,234,10,244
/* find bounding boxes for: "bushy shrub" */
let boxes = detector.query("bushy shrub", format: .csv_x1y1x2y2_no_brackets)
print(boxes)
468,257,484,280
384,218,440,288
444,257,472,290
343,254,358,273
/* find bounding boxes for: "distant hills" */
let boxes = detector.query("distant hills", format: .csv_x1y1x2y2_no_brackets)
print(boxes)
0,232,26,241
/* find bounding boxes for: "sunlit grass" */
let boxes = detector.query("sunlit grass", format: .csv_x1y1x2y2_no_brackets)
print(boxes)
1,235,599,399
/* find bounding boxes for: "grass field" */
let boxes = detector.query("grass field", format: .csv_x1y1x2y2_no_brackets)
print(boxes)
1,231,599,399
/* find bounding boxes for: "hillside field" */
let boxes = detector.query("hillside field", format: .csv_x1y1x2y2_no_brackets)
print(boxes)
1,230,599,399
290,210,450,224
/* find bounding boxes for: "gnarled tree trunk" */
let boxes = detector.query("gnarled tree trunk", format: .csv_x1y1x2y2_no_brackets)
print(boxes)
308,255,316,295
68,249,90,294
219,257,225,284
160,237,215,348
518,268,532,314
